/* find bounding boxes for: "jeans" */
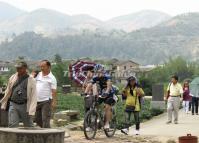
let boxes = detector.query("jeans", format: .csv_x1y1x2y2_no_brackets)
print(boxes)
9,102,33,128
124,111,140,130
192,97,199,114
182,101,190,113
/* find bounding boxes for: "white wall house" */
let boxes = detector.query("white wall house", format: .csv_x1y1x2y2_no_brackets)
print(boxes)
0,62,10,73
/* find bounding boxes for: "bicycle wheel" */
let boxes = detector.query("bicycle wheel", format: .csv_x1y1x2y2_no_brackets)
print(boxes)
83,110,98,140
104,108,117,137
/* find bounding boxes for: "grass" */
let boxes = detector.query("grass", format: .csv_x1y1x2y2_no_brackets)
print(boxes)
57,93,164,129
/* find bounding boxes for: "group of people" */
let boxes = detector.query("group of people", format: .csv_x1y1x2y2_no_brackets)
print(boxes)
2,60,197,138
166,75,199,125
82,64,145,135
0,60,57,128
3,60,195,136
1,60,145,136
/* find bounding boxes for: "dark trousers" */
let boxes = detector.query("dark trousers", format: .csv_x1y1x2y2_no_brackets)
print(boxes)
189,101,192,111
192,97,198,114
125,111,140,130
35,100,51,128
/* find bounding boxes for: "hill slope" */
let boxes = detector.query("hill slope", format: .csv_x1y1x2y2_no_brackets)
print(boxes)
0,2,25,21
0,13,198,65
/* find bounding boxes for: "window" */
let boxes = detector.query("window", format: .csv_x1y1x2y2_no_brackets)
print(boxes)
124,66,126,70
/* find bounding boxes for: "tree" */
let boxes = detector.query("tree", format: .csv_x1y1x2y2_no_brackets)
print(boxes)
54,54,62,64
140,57,199,96
51,62,70,86
0,76,3,86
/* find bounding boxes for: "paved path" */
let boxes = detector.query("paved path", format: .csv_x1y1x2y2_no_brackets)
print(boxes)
136,110,199,137
65,109,199,143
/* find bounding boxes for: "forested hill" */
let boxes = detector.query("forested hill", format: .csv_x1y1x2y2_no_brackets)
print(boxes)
1,13,199,65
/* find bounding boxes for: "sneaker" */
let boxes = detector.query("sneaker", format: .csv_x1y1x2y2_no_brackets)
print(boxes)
86,127,92,132
104,123,110,130
166,121,172,124
174,121,178,124
196,113,198,115
85,94,90,98
121,128,129,135
135,130,140,135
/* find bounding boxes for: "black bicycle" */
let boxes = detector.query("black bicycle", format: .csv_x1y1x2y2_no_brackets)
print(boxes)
83,95,117,140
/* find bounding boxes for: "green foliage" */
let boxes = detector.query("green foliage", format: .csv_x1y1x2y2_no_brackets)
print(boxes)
2,13,199,66
139,76,153,96
56,93,85,118
139,57,199,96
54,54,62,64
57,93,164,129
51,62,71,86
0,76,4,86
150,108,165,116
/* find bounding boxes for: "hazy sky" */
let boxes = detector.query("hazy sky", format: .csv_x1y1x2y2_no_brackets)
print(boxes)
1,0,199,20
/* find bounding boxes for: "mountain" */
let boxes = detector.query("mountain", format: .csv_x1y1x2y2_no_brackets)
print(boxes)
0,3,171,36
0,9,102,34
0,9,71,34
0,13,199,64
105,10,171,32
0,2,25,21
69,14,103,30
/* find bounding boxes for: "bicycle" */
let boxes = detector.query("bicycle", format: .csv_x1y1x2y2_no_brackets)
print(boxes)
83,95,117,140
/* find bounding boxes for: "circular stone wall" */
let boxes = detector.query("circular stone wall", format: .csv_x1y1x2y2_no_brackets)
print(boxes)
0,128,65,143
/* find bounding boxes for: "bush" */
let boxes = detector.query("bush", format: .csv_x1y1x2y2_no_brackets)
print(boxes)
150,108,164,116
57,93,165,129
56,93,85,118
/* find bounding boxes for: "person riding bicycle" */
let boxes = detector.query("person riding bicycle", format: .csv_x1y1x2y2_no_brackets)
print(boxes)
92,64,116,130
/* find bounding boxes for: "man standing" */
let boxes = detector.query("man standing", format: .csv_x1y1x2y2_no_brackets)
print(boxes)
0,61,37,127
35,60,57,128
166,75,183,124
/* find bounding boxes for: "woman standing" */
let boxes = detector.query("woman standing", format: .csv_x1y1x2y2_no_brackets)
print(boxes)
121,76,145,135
182,81,191,114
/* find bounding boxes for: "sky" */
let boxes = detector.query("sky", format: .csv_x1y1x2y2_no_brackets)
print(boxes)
1,0,199,20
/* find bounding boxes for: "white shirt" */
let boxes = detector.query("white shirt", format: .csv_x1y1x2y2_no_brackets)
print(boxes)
36,72,57,102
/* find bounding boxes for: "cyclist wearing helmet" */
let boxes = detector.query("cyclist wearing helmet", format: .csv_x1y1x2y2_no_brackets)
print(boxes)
92,64,115,130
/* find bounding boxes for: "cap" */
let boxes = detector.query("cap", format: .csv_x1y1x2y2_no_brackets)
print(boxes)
126,76,137,81
15,61,28,68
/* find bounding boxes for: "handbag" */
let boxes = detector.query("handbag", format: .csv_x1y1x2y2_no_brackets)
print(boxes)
125,105,135,112
166,83,172,100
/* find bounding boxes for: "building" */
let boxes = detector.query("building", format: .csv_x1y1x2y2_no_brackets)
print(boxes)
0,61,10,73
108,60,156,84
110,60,140,84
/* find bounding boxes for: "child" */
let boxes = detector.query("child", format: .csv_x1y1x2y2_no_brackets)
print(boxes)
182,81,191,114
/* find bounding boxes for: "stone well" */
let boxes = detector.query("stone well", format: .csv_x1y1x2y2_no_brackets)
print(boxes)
0,127,65,143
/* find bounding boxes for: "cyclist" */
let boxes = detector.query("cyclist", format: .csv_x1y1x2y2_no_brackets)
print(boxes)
92,64,116,130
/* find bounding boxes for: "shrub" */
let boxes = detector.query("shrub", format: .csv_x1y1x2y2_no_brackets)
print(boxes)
57,94,165,129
